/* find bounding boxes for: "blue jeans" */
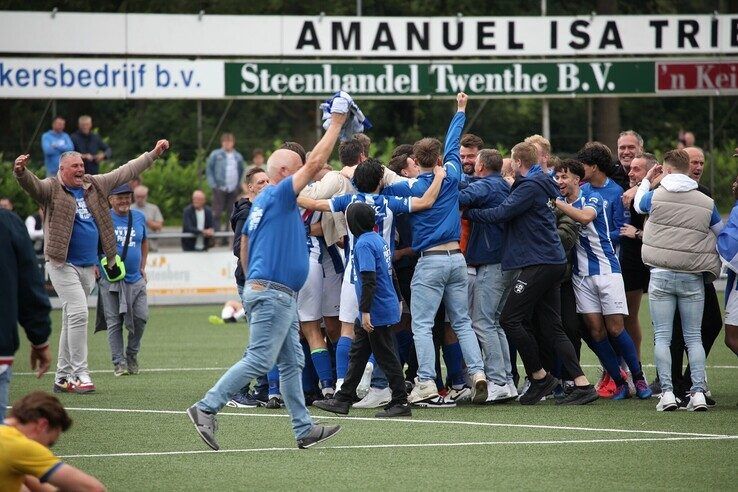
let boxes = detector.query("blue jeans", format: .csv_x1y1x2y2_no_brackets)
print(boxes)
410,253,484,382
472,264,519,385
0,366,11,419
649,270,706,394
198,284,313,439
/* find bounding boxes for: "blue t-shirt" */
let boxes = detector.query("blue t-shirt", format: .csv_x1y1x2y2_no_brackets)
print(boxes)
66,187,99,267
352,232,400,327
110,209,147,283
382,111,466,252
243,177,309,292
568,191,620,276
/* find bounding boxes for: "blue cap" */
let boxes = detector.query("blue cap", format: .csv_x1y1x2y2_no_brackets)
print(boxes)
109,183,133,196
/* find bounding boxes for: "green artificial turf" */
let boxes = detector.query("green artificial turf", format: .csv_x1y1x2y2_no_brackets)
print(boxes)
10,302,738,491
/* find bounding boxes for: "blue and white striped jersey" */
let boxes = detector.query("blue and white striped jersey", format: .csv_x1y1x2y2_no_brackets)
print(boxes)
570,190,621,276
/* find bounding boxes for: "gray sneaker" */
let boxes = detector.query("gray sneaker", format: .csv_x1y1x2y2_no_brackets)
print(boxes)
296,424,341,449
127,355,139,375
187,405,219,450
114,363,128,377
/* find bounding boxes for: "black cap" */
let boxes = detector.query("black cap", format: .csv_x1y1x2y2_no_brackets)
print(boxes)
346,202,375,238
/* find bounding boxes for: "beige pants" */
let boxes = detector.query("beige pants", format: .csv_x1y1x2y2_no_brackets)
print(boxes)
47,262,95,380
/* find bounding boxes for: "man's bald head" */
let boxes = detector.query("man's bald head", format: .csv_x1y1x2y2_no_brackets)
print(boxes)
266,149,303,182
684,146,705,182
192,190,206,210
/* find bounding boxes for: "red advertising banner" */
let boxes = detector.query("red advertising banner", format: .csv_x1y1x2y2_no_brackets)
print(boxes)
657,61,738,93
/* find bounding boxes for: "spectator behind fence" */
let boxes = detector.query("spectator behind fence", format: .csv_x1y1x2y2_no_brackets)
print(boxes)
131,185,164,252
0,209,52,418
25,208,45,255
1,392,106,492
182,190,214,252
206,133,244,236
13,140,169,396
71,115,112,175
41,116,74,177
250,148,265,170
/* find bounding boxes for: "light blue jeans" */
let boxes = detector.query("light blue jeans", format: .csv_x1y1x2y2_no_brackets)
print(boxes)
649,270,706,394
198,284,313,439
0,366,11,419
410,253,484,382
472,264,519,385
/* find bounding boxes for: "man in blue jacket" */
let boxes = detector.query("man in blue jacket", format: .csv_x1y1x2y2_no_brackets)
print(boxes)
464,142,596,405
382,93,487,405
41,116,74,176
458,148,518,403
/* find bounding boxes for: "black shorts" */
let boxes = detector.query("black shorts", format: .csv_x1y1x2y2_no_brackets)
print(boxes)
621,261,650,293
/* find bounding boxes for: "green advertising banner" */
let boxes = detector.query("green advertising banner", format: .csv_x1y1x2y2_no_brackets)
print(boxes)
224,60,655,98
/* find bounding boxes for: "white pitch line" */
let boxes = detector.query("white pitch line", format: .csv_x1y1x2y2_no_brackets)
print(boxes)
13,363,738,377
58,435,738,459
63,407,730,438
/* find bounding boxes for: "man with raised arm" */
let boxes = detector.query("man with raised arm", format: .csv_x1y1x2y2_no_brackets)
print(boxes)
381,93,488,405
187,101,348,451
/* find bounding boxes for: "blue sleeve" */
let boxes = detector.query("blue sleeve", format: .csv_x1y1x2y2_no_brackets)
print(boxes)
330,194,351,212
637,191,653,214
382,181,416,198
134,211,147,240
465,182,535,224
584,194,603,214
41,132,54,155
63,134,74,152
610,192,626,246
442,111,466,182
388,196,411,215
354,242,376,273
711,206,722,227
276,176,297,210
459,182,484,208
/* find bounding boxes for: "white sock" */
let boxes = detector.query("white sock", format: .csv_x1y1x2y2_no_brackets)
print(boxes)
221,305,235,320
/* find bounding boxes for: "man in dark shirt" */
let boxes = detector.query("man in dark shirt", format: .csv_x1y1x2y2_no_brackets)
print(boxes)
71,115,111,175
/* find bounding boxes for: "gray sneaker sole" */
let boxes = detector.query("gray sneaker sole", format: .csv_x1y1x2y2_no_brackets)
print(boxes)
471,380,488,404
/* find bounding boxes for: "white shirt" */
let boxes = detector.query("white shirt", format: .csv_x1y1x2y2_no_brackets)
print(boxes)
224,151,239,192
195,208,205,250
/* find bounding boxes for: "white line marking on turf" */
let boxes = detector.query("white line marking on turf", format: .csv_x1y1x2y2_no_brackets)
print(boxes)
13,363,738,376
63,407,730,438
57,435,738,459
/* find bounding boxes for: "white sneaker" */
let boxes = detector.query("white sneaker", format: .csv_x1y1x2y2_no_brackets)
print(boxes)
447,386,472,404
353,387,391,409
356,362,374,399
470,372,488,404
413,395,456,408
656,391,678,412
686,392,708,412
486,381,514,403
335,378,344,394
408,378,439,404
516,377,531,401
507,382,519,398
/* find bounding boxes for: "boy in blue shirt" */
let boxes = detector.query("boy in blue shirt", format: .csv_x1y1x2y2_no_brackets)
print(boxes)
314,203,411,418
97,184,149,377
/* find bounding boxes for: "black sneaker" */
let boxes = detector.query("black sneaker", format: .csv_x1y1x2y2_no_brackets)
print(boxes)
265,397,284,409
126,355,139,375
312,398,351,415
186,405,219,451
297,424,341,449
705,394,716,407
375,403,411,418
52,377,75,393
556,385,599,405
519,374,559,405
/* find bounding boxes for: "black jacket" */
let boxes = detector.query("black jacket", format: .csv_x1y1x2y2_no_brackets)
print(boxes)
0,210,51,363
181,205,214,251
230,197,253,286
71,130,112,175
608,160,631,191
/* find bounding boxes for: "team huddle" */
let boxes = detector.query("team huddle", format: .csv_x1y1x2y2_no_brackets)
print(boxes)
184,91,738,450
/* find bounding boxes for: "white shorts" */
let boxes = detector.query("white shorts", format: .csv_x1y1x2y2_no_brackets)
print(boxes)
339,267,359,323
725,288,738,325
297,260,342,322
573,273,629,316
